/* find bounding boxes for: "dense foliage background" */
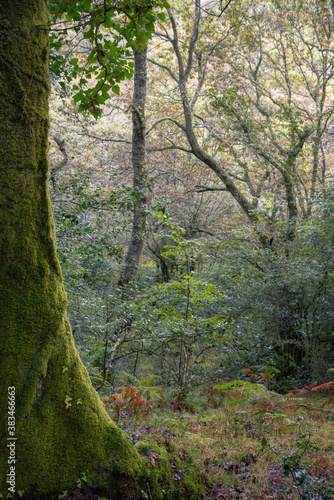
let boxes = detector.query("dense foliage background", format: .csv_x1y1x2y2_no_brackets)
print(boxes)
49,0,334,398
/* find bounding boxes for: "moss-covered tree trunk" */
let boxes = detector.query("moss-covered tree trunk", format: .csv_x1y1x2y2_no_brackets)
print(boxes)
0,2,170,498
118,45,148,290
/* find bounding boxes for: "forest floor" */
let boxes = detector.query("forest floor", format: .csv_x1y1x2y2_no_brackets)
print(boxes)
99,383,334,500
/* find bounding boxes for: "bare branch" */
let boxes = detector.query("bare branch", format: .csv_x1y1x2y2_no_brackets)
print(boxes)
146,117,187,136
147,57,179,83
193,184,226,193
185,0,201,79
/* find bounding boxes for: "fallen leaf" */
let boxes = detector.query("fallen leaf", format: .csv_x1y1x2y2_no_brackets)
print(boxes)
178,449,189,461
147,449,158,467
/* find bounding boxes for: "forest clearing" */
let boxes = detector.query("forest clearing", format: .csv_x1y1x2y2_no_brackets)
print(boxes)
1,0,334,498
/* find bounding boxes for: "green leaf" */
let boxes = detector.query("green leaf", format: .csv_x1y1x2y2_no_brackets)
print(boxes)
112,85,120,95
73,91,84,103
82,0,91,9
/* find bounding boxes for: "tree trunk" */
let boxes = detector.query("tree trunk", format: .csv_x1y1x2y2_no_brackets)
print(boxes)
118,45,148,290
0,2,168,498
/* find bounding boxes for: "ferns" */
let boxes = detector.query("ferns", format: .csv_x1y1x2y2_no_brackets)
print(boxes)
103,385,161,420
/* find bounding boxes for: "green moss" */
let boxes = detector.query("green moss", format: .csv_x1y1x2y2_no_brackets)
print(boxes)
134,441,205,500
213,380,269,397
0,1,176,498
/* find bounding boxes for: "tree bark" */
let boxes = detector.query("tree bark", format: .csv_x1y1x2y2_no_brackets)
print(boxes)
118,45,148,290
0,2,169,498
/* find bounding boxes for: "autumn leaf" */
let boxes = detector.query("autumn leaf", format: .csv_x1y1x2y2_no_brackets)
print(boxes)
147,449,158,467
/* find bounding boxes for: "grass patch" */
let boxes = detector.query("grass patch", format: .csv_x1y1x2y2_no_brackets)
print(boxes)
101,385,334,499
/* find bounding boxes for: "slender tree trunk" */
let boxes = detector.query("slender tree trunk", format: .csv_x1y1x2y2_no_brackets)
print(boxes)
164,5,272,248
282,167,299,239
0,3,169,498
118,45,148,290
307,129,322,216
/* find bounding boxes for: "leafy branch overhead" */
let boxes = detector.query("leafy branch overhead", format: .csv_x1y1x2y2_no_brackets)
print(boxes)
50,0,169,116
